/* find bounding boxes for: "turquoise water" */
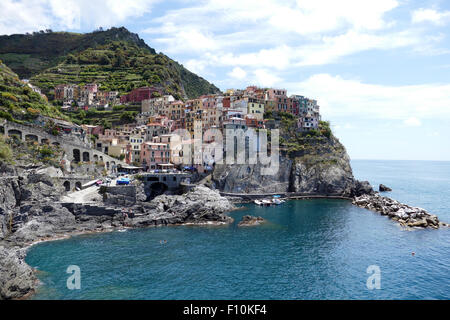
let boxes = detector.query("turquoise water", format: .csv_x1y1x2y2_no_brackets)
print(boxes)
26,160,450,299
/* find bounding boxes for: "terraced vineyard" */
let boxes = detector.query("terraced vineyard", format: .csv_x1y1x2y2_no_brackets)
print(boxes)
0,27,220,101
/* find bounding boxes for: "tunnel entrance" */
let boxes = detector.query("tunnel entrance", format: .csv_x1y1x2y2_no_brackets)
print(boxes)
73,149,80,162
63,181,71,192
147,182,168,200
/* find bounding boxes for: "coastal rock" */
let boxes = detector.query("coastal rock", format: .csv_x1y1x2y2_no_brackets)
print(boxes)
130,185,235,227
237,215,265,227
212,135,374,197
379,184,392,192
0,246,35,300
352,194,441,229
212,156,293,194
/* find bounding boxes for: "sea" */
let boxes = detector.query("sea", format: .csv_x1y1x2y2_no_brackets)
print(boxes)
25,160,450,299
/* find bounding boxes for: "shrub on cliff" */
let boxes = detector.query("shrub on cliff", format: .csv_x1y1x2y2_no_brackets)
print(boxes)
0,135,12,161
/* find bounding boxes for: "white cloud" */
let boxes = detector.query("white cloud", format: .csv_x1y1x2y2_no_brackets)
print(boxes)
141,0,439,84
412,8,450,26
0,0,53,34
228,67,247,80
294,30,422,66
403,117,422,127
252,69,282,87
268,0,399,34
0,0,159,34
289,74,450,121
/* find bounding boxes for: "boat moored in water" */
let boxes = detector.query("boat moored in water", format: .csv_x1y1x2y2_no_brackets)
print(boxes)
254,197,285,206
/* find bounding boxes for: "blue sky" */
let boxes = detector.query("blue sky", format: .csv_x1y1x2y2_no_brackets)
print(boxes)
1,0,450,160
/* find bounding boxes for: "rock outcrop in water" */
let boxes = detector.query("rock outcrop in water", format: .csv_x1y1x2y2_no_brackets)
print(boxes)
352,194,445,229
128,185,235,227
379,184,392,192
237,215,265,227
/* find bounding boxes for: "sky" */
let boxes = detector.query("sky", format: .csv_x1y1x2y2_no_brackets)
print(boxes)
1,0,450,161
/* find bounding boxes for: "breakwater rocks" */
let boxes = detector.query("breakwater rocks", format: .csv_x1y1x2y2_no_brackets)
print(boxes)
352,194,445,229
238,215,265,227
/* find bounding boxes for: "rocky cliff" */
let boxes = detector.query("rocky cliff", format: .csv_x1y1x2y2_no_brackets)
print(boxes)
212,135,373,197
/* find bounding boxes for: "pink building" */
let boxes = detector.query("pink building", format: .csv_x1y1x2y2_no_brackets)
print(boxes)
120,87,164,104
140,142,172,170
84,83,98,93
266,88,287,101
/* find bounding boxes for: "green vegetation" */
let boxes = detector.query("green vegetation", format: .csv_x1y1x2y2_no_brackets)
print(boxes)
0,27,220,100
0,135,12,162
263,111,336,158
0,134,62,166
0,27,154,78
67,104,140,126
0,61,68,122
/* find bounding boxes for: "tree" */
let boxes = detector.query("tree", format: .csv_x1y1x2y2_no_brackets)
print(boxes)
120,111,136,123
99,54,111,65
100,119,112,129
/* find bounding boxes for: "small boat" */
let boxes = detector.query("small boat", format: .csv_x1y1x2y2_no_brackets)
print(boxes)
117,229,127,232
272,198,285,205
271,195,285,205
261,199,273,206
254,200,263,206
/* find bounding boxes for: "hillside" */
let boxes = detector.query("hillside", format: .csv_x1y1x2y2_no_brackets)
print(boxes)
0,61,67,122
0,27,220,100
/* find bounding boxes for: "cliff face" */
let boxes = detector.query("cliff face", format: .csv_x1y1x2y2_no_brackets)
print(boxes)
212,135,373,197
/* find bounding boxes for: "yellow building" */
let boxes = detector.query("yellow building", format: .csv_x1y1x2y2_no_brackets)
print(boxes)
247,98,265,120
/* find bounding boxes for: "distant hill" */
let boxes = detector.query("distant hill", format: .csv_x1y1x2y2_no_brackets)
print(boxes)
0,61,67,122
0,27,220,100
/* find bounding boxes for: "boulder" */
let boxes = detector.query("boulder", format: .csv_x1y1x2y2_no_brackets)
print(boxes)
238,215,265,227
379,184,392,192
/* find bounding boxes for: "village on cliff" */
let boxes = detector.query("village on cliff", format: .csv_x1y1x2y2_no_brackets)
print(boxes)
26,83,322,173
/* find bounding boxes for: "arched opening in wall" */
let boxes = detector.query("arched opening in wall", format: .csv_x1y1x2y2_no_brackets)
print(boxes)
0,126,4,134
148,182,168,199
63,181,71,192
73,149,81,162
75,181,82,190
82,151,90,162
93,154,99,162
106,162,110,169
8,129,22,140
41,138,49,144
99,156,103,162
52,142,60,146
25,134,39,143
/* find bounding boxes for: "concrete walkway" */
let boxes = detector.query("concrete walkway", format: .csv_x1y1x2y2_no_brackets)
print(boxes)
60,185,102,203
